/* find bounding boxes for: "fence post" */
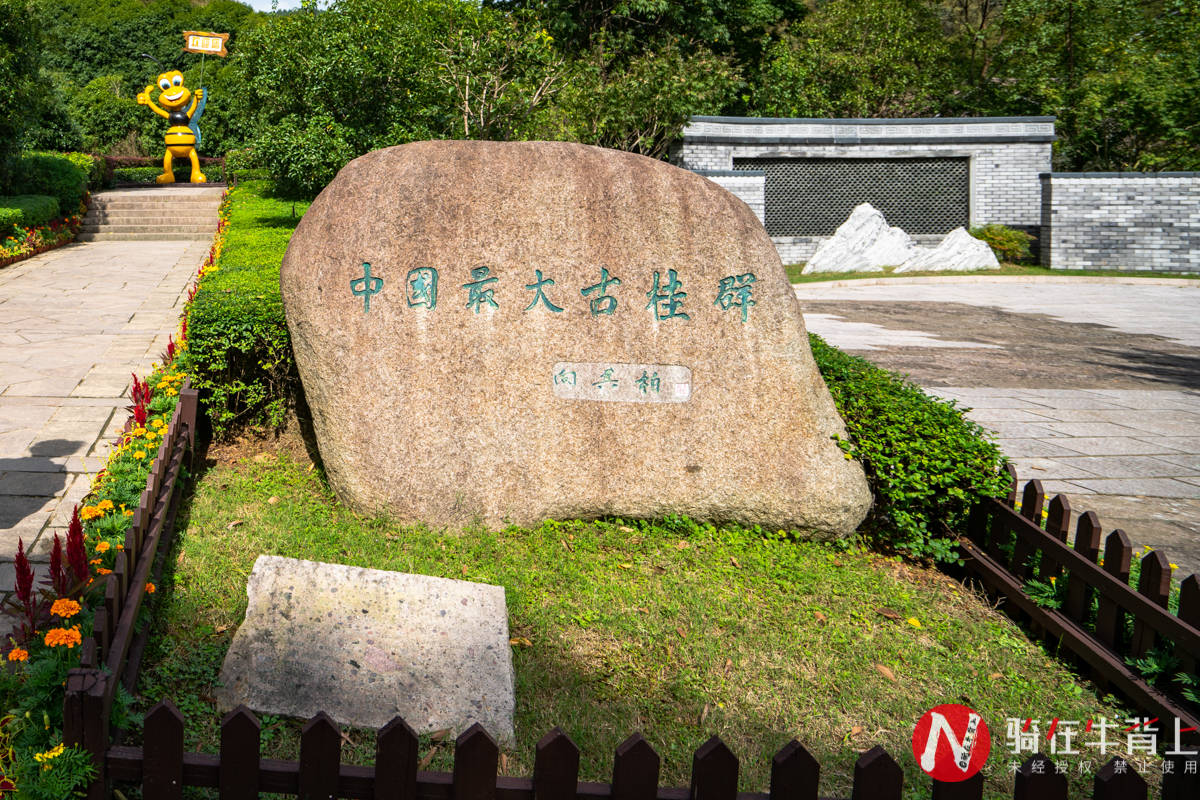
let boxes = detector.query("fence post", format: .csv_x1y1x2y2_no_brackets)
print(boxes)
850,746,901,800
63,668,108,800
690,736,738,800
769,740,818,800
1013,753,1067,800
533,727,579,800
452,723,498,800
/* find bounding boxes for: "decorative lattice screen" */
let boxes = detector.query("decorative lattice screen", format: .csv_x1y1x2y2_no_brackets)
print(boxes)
733,157,970,237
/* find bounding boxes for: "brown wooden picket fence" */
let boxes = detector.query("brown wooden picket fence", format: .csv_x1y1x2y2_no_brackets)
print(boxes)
64,452,1200,799
960,465,1200,744
61,380,198,800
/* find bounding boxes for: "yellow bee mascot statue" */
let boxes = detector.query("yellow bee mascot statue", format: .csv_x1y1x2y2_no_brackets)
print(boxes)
137,70,207,183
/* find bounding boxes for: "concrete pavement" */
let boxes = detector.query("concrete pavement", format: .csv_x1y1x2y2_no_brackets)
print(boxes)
797,277,1200,573
0,238,208,587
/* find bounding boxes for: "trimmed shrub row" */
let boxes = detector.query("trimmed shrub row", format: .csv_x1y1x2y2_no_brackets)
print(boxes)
5,151,100,212
0,194,58,232
180,181,307,433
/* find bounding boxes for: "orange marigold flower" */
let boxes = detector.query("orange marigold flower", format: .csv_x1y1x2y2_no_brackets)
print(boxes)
7,647,29,662
43,627,82,648
146,582,156,594
50,598,81,618
96,499,114,512
95,541,110,553
96,568,112,575
89,558,102,565
80,506,103,521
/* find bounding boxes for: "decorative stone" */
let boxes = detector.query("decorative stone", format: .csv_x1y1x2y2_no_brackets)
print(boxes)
216,555,516,739
897,227,1000,272
802,203,917,274
280,140,871,539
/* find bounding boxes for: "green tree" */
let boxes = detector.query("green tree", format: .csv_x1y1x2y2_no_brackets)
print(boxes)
0,0,43,187
749,0,954,118
988,0,1200,170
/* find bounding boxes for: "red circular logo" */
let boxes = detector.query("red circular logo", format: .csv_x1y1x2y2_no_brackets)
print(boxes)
911,704,991,781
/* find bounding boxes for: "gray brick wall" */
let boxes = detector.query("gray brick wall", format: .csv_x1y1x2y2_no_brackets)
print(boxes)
694,170,765,223
1041,173,1200,273
671,116,1054,264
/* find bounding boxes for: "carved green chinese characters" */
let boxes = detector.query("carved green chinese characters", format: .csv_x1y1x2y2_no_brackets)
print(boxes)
350,262,383,313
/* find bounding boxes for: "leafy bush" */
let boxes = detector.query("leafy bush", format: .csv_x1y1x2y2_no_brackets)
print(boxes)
969,224,1035,264
8,152,89,212
0,195,59,232
181,181,308,433
809,333,1010,562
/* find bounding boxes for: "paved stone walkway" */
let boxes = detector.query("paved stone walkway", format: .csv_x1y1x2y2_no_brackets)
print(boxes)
0,239,207,587
797,277,1200,573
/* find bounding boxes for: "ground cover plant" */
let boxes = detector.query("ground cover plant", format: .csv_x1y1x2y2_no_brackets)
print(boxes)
132,440,1145,799
810,334,1011,563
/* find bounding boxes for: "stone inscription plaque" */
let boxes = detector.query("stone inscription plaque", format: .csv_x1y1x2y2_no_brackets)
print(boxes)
552,362,691,403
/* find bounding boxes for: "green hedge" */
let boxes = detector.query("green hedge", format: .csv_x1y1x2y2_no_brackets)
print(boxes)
0,194,59,233
969,223,1035,264
8,151,89,212
809,333,1011,562
182,181,308,434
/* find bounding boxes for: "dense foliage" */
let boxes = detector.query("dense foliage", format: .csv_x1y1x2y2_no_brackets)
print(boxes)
181,182,306,432
6,0,1197,196
7,152,92,212
809,333,1011,562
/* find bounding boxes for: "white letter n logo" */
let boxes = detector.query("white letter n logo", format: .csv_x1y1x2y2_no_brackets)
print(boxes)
920,711,981,773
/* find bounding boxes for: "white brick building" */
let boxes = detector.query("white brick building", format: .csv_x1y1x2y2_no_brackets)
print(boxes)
670,116,1055,264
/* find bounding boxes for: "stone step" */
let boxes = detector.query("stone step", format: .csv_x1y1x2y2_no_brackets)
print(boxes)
88,200,222,211
84,213,218,225
79,222,217,233
76,231,215,241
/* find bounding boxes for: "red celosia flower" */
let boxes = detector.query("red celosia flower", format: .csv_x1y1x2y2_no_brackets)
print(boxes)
14,538,35,635
49,533,69,598
67,505,90,589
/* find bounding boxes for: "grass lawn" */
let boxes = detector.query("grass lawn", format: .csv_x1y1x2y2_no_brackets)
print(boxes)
785,263,1199,283
130,432,1144,799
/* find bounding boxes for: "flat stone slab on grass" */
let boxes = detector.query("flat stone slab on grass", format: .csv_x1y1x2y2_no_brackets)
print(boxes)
216,555,515,740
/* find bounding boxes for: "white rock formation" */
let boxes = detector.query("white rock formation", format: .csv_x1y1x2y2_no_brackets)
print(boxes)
802,203,917,273
896,227,1000,272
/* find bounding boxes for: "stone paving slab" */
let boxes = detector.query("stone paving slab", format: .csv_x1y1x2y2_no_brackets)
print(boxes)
0,237,209,583
217,556,516,740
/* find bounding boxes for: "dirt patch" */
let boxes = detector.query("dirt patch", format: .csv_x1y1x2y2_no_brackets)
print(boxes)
805,300,1200,390
204,411,319,468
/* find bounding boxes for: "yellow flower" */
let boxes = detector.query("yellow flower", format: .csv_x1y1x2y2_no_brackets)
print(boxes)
151,418,166,428
50,598,81,618
1171,563,1179,570
7,647,28,662
155,381,169,389
34,743,64,762
907,617,922,628
131,427,147,437
43,627,82,648
95,541,110,553
80,506,103,521
164,388,178,397
134,450,146,459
